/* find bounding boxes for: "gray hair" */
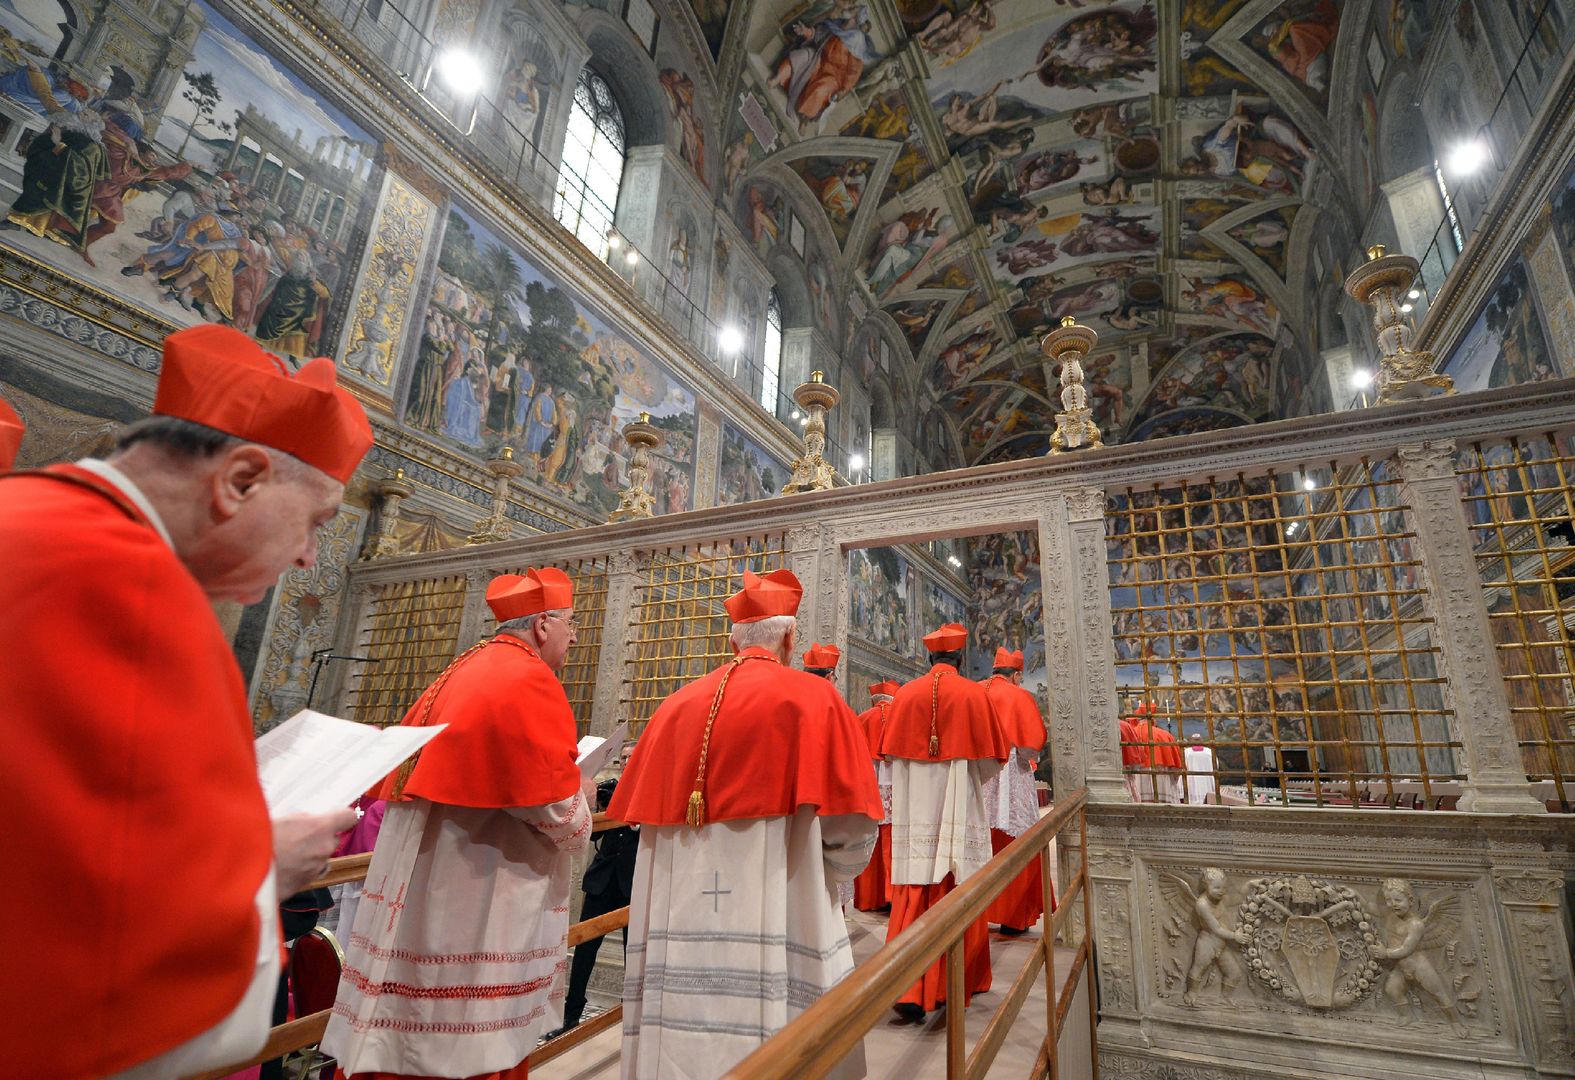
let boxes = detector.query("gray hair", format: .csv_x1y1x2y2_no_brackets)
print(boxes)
729,614,796,651
112,416,316,482
497,606,571,637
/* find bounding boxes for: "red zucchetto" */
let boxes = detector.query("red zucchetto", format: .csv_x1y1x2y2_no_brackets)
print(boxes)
0,395,22,472
922,623,968,652
487,567,574,620
803,642,841,668
870,680,900,699
153,324,373,483
724,568,803,623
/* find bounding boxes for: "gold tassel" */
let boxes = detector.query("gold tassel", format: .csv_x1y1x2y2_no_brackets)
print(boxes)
929,734,940,757
686,789,705,826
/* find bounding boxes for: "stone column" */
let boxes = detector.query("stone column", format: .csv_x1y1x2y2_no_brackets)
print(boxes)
468,447,522,544
590,550,641,737
1491,869,1575,1068
453,568,495,654
1395,439,1545,813
1040,489,1127,804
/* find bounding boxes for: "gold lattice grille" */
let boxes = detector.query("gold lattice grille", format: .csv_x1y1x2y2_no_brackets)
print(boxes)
1105,457,1461,809
348,575,469,727
626,534,789,730
479,558,610,736
1458,432,1575,811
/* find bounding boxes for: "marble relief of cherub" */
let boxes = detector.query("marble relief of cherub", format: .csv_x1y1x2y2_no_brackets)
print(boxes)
1162,867,1250,1006
1374,878,1466,1032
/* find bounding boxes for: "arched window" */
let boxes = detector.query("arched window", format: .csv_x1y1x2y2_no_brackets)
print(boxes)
761,289,783,414
554,68,626,254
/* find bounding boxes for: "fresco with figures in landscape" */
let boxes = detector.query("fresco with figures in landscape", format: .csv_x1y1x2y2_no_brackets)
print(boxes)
407,205,699,519
716,421,789,506
848,546,913,658
0,0,379,357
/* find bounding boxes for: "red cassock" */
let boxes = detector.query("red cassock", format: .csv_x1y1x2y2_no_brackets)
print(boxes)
0,465,273,1077
378,635,581,809
981,676,1051,932
880,665,1009,1010
1119,718,1149,768
609,647,882,825
852,700,892,911
1134,720,1185,770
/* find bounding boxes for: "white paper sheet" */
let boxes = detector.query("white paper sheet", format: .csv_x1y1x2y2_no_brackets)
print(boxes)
576,722,629,778
256,709,447,816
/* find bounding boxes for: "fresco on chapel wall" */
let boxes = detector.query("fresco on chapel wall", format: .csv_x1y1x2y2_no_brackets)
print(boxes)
1130,332,1275,432
921,576,966,635
787,154,873,249
659,68,709,190
965,530,1044,693
1547,160,1575,304
1441,258,1561,393
1227,205,1297,279
865,191,957,301
0,0,379,357
1179,104,1313,198
407,204,699,518
736,178,785,255
716,420,788,506
687,0,731,62
761,2,884,135
887,297,945,354
1247,0,1340,106
930,324,1000,392
848,546,913,657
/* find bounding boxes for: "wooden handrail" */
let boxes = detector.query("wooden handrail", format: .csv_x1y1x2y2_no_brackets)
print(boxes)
723,789,1091,1080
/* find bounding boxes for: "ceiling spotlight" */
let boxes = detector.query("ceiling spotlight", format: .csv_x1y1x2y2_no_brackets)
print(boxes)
848,452,866,472
717,325,744,354
790,409,801,420
1447,138,1488,176
1302,476,1317,491
798,415,809,427
606,231,622,250
1399,302,1414,313
624,249,639,266
1286,522,1300,536
1350,369,1374,389
947,554,963,568
1406,288,1421,300
434,48,484,95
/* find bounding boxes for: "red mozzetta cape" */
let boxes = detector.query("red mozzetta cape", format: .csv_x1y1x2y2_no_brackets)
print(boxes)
855,701,891,762
0,465,274,1077
983,675,1047,753
380,635,581,808
879,664,1010,763
609,647,882,825
1121,719,1184,769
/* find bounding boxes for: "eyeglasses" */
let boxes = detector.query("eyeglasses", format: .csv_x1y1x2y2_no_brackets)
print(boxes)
545,612,580,633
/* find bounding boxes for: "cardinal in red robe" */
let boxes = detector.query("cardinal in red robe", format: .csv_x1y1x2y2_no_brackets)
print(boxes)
0,394,23,471
0,324,372,1077
880,623,1010,1021
981,647,1053,933
852,679,900,911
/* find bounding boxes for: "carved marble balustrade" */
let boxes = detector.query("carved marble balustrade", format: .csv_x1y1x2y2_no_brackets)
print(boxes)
324,378,1575,1080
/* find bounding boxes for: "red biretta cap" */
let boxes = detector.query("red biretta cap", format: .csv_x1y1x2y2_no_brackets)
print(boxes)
487,567,574,621
724,568,803,623
923,623,968,652
0,395,23,472
993,647,1024,671
803,642,840,669
869,680,900,699
153,324,373,483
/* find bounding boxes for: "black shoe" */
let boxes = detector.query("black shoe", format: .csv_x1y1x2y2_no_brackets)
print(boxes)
998,925,1029,936
893,1002,925,1023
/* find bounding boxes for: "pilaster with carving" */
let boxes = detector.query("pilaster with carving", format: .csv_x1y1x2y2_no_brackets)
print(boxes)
1065,486,1128,802
1395,440,1545,813
1036,495,1087,803
453,569,495,655
591,550,640,736
1090,846,1141,1019
1492,869,1575,1068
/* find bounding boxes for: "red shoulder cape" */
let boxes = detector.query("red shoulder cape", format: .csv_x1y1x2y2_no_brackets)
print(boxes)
855,701,890,761
878,665,1010,763
0,466,273,1077
380,635,581,808
1146,723,1186,769
983,675,1047,752
1119,718,1148,766
609,647,882,825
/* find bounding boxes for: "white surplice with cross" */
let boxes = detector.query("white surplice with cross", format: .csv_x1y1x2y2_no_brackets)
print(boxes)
321,794,591,1076
620,806,876,1080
